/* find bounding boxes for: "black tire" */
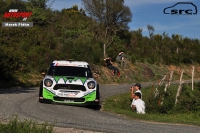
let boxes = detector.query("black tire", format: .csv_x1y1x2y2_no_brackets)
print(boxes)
96,84,100,103
39,81,45,103
39,98,44,103
38,81,50,103
92,84,101,109
38,81,51,104
87,84,101,109
39,81,43,97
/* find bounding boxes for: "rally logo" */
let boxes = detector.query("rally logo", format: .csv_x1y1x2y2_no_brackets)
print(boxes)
3,9,32,21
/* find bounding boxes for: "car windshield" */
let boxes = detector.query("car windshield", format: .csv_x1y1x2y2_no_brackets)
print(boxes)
47,66,93,78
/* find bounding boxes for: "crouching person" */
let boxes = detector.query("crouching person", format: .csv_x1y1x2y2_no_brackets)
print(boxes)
131,92,145,114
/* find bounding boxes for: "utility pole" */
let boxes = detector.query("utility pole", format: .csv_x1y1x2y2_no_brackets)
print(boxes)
192,66,194,91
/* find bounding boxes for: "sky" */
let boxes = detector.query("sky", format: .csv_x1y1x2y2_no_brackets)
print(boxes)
50,0,200,39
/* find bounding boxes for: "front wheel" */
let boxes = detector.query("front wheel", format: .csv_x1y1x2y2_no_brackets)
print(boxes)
92,84,101,109
96,84,100,103
38,81,51,104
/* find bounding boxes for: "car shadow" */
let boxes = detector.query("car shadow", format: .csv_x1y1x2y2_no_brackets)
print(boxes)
0,87,37,94
86,105,102,110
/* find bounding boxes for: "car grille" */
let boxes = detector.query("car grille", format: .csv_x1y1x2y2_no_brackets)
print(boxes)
53,97,85,102
53,84,86,91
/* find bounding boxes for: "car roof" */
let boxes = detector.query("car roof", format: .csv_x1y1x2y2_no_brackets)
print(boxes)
51,60,89,67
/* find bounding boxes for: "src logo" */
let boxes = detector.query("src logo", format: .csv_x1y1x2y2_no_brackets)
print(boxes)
163,2,198,15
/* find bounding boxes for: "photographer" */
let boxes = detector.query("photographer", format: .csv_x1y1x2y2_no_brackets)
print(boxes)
130,83,142,99
116,52,125,68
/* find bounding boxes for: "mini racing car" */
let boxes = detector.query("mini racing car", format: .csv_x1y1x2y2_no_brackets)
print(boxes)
39,60,100,107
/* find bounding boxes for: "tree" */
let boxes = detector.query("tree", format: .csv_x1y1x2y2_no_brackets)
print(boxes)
82,0,132,57
27,0,48,9
26,0,54,25
147,24,154,39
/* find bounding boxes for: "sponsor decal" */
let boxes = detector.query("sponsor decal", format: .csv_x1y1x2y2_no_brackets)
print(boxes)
3,9,32,21
83,90,95,96
52,63,78,66
53,76,87,84
2,9,33,27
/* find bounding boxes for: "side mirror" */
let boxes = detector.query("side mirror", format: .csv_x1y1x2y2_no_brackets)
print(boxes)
93,71,99,79
41,72,46,77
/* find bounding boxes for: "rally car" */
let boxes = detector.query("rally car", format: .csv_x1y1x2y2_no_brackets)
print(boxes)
39,60,100,107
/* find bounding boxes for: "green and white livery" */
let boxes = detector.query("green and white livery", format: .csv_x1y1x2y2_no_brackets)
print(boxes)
39,60,100,106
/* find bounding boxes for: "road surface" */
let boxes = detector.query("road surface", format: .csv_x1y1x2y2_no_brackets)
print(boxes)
1,83,200,133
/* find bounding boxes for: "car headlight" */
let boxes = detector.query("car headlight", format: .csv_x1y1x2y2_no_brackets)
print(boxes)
44,79,53,87
87,81,95,89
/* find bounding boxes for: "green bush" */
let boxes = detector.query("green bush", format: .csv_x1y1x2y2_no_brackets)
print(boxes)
170,83,200,113
144,85,175,114
0,116,54,133
142,83,200,114
105,83,200,115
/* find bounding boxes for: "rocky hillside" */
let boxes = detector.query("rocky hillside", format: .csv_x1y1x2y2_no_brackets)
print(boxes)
1,62,199,89
90,62,200,85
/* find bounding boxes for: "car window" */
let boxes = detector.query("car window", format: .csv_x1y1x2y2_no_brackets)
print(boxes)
47,66,93,77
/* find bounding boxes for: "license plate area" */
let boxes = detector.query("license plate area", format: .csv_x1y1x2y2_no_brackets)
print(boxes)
53,97,85,102
57,91,79,97
64,100,74,102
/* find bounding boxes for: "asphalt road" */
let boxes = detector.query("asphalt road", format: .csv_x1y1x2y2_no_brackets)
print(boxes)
1,83,200,133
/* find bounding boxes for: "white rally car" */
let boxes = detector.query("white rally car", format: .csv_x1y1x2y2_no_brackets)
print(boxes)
39,60,100,107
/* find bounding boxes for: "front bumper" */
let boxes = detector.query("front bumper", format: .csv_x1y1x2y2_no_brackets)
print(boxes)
41,88,99,105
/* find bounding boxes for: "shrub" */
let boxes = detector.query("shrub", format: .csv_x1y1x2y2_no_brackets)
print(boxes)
143,83,200,114
170,83,200,113
97,83,198,115
144,85,175,114
0,115,54,133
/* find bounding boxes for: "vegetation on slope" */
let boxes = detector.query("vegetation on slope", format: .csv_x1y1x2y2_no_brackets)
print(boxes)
0,0,200,87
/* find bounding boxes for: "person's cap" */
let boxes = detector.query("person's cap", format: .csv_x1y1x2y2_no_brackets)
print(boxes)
134,83,141,89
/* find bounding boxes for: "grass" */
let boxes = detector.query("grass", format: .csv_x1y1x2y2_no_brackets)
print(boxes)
0,115,54,133
102,83,200,126
0,71,42,88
